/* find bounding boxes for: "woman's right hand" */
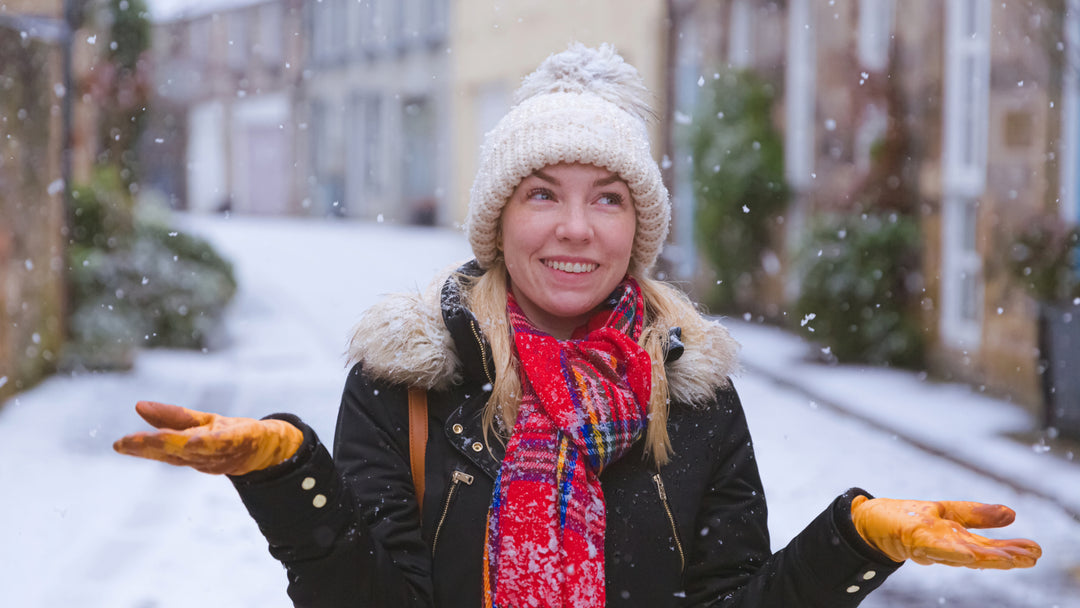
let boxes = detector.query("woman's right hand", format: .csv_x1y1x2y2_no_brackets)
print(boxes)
851,495,1042,569
114,401,303,475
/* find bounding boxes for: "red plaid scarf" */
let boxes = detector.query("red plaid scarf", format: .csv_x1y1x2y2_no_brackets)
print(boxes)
483,277,652,608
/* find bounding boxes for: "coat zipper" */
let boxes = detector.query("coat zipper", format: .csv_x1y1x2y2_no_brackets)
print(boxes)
653,473,686,572
469,320,494,386
432,470,474,557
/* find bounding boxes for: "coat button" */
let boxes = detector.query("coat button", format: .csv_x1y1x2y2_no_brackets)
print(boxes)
452,424,464,434
301,477,316,490
862,570,877,580
313,494,327,508
846,585,860,594
472,442,483,452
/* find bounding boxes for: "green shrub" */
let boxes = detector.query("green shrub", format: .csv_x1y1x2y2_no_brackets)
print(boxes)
794,212,924,368
64,168,236,370
688,69,788,312
1003,213,1080,303
68,167,134,250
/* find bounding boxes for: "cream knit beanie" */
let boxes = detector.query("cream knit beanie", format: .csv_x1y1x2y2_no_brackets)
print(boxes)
466,43,671,274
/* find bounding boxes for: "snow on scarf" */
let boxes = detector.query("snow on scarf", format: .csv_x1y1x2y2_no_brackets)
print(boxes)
483,278,652,608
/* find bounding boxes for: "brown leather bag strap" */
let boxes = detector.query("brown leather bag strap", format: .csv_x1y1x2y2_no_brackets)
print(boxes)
407,387,428,516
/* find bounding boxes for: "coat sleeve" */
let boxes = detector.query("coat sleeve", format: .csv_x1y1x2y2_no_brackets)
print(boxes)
682,385,904,607
228,363,433,608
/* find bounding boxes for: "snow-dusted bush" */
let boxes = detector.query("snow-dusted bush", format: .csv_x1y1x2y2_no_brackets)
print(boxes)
688,69,788,313
1003,214,1080,304
64,169,236,370
794,212,924,368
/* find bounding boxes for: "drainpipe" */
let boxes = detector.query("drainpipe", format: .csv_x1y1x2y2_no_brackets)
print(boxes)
61,0,80,223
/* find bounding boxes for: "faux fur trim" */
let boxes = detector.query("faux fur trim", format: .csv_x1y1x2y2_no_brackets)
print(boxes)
665,318,741,406
347,274,460,392
347,278,740,403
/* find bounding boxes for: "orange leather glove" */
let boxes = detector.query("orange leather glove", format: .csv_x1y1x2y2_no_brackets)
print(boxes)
113,401,303,476
851,495,1042,569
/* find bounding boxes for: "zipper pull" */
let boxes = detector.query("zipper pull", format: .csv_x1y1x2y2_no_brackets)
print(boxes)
653,473,667,500
452,470,475,485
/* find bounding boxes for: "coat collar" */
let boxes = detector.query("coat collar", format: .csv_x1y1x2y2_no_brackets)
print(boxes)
347,261,740,404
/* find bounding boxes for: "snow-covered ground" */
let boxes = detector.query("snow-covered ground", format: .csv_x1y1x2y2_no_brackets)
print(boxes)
1,214,1077,607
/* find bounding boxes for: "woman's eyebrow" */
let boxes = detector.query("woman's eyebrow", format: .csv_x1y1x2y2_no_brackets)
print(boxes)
529,170,623,188
531,169,558,185
593,174,623,187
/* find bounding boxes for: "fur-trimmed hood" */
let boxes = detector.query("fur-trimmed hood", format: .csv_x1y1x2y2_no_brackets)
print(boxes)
347,264,740,406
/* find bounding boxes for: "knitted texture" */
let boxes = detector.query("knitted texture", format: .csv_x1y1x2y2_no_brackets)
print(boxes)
467,43,671,273
483,278,652,608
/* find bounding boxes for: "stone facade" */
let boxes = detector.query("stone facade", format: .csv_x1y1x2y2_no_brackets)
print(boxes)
677,0,1071,414
0,3,70,400
146,0,306,215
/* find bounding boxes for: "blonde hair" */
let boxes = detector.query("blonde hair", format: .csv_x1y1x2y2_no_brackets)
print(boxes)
459,260,711,468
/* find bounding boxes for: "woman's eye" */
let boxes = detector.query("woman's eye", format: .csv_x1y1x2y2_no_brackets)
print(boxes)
597,193,624,206
527,188,554,201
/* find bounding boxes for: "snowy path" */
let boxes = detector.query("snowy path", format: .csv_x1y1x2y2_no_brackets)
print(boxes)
1,215,1077,607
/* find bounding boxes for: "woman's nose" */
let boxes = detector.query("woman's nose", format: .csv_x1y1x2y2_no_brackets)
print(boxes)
554,202,593,242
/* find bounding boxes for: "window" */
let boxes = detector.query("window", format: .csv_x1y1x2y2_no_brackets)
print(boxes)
310,100,329,175
1061,0,1080,225
347,0,364,56
330,0,348,60
425,0,448,45
189,18,210,63
942,196,984,339
943,0,990,193
226,12,248,71
728,0,753,69
256,3,283,67
364,96,383,194
473,83,509,165
347,93,383,201
311,0,334,64
857,0,893,71
402,96,435,203
391,0,407,50
362,0,389,54
785,0,816,190
310,99,346,216
940,0,990,348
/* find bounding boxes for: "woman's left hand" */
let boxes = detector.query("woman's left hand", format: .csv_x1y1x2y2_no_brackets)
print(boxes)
113,401,303,476
851,495,1042,569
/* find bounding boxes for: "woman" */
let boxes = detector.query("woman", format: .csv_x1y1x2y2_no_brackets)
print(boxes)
115,44,1041,607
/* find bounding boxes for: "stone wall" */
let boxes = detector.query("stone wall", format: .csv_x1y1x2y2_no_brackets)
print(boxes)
0,26,67,402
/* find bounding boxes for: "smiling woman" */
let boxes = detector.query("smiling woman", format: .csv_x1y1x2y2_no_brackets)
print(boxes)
500,163,637,338
114,43,1041,608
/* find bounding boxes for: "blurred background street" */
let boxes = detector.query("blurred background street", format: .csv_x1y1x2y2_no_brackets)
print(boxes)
4,0,1080,606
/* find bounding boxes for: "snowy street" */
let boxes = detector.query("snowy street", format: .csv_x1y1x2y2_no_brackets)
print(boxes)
1,215,1078,607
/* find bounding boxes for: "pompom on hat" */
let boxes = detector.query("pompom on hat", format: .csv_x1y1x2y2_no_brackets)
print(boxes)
466,43,671,273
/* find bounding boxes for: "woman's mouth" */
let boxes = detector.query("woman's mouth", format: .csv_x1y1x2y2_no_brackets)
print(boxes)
544,260,597,274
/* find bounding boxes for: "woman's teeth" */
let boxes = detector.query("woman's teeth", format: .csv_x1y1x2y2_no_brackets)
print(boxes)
545,260,597,274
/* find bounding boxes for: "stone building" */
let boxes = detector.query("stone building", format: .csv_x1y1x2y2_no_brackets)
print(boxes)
675,0,1076,415
146,0,306,215
0,0,95,399
299,0,451,223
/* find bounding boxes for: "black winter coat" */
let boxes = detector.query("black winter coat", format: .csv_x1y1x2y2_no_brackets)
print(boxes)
230,267,902,607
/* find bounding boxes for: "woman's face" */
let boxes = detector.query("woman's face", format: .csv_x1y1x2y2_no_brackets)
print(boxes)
500,162,636,339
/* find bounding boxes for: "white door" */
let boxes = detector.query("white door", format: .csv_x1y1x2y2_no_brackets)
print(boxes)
187,101,227,213
244,125,289,215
